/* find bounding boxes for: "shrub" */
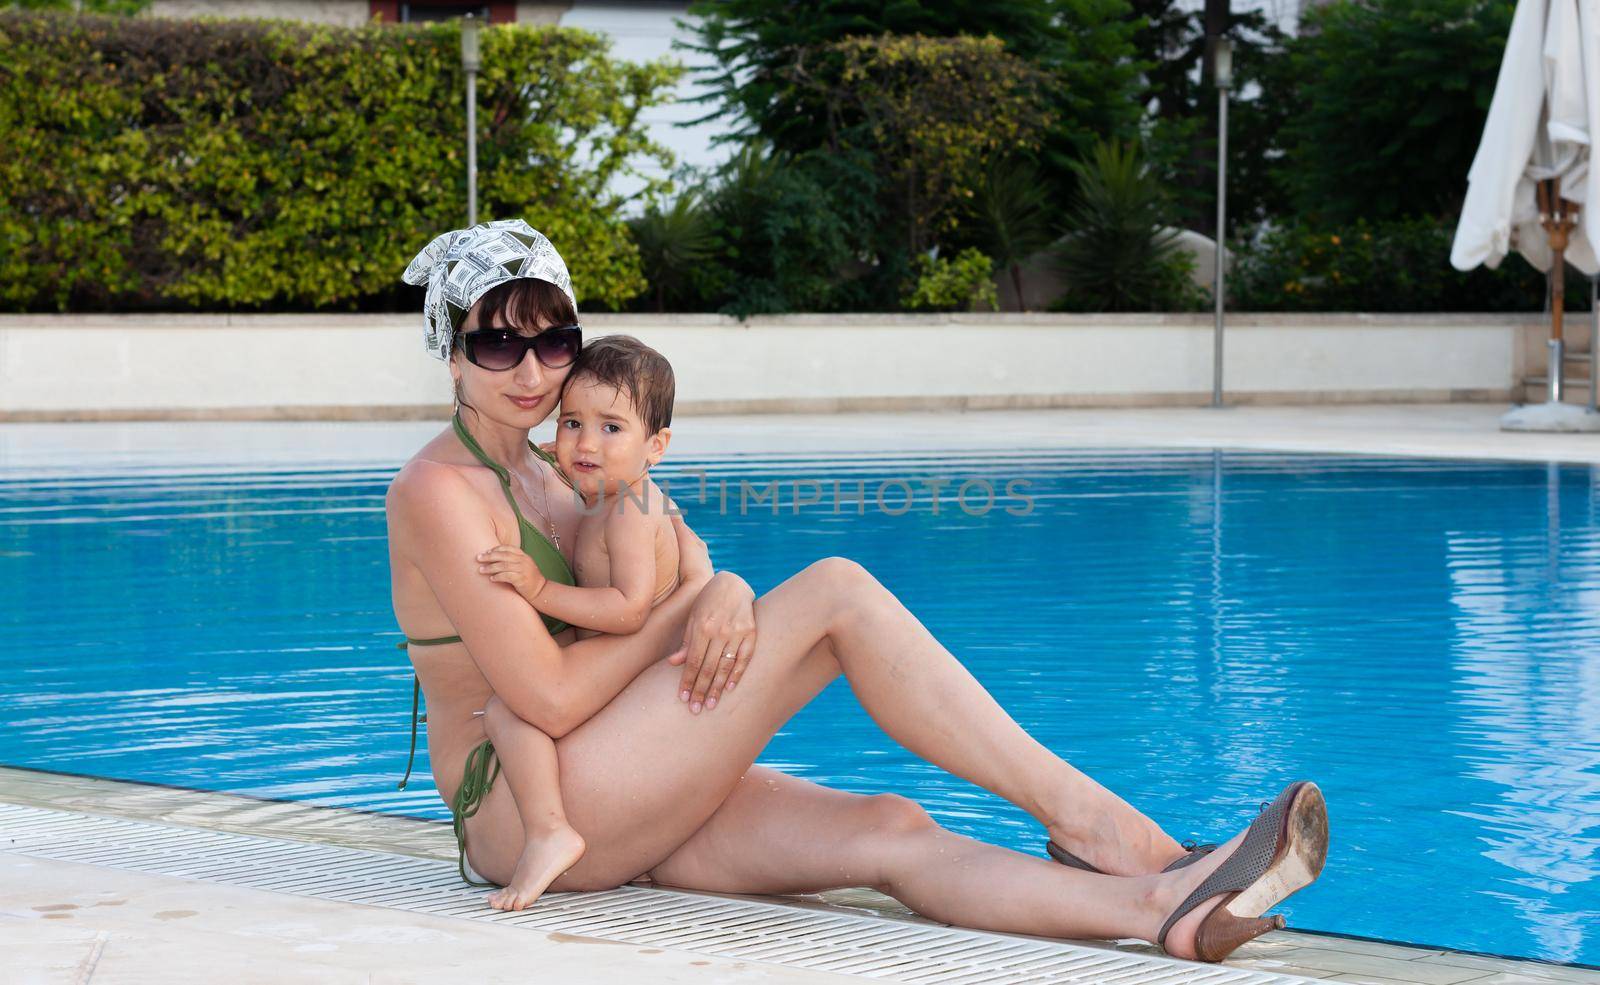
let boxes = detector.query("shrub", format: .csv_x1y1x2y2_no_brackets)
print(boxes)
963,157,1056,311
902,248,998,312
0,10,677,312
1229,217,1590,312
1054,140,1202,312
684,144,884,316
627,186,718,313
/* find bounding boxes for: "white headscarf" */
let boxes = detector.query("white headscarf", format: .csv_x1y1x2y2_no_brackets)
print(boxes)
401,219,578,361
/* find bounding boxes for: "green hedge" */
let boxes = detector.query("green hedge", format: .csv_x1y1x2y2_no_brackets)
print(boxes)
0,11,678,312
1229,217,1589,313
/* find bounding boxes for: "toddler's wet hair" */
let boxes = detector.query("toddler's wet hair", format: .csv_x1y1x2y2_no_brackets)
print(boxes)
562,335,675,434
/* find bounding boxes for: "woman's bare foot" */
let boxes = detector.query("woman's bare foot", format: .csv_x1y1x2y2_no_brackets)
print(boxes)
486,825,588,912
1046,800,1186,877
1153,782,1328,963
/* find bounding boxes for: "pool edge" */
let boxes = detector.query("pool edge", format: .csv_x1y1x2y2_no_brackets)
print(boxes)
2,764,1593,985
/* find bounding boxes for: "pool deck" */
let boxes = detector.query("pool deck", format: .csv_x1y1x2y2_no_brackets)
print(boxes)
2,402,1600,477
3,768,1597,985
4,402,1599,983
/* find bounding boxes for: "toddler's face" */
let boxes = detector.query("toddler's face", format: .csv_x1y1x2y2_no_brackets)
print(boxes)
554,376,667,500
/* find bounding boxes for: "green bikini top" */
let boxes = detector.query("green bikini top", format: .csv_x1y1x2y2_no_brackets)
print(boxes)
407,412,575,643
395,411,577,789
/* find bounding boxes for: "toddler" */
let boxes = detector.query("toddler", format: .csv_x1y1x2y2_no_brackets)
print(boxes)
473,335,680,910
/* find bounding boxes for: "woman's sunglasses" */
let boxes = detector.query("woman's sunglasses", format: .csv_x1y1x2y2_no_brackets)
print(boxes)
455,325,582,371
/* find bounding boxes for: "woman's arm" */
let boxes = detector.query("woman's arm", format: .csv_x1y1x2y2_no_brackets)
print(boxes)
390,462,705,736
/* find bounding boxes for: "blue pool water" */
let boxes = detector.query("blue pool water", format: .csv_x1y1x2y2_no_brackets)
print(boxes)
1,449,1597,964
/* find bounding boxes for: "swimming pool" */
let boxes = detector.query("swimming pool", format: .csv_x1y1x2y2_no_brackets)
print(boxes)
2,448,1597,965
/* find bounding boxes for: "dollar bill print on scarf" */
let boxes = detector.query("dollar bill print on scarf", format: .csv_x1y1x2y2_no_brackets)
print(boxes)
402,219,578,362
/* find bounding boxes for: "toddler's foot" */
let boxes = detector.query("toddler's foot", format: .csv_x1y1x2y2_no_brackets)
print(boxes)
486,825,587,912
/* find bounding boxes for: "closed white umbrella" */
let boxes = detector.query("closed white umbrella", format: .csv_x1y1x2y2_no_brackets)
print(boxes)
1451,0,1600,431
1453,0,1598,276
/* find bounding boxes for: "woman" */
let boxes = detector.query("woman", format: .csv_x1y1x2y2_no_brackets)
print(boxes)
387,221,1329,964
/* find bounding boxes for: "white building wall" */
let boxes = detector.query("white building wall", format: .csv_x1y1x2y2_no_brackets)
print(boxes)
515,1,571,24
557,3,729,201
147,0,370,25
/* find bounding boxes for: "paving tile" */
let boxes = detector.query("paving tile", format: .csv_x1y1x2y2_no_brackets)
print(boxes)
1286,935,1450,961
1413,957,1600,985
1326,975,1482,985
1255,933,1348,955
1273,948,1489,984
0,921,105,985
1459,975,1600,985
1327,975,1600,985
1225,954,1341,979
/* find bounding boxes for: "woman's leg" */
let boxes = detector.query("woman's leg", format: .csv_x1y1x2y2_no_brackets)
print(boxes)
536,556,1179,891
761,558,1182,876
643,765,1152,939
646,763,1257,959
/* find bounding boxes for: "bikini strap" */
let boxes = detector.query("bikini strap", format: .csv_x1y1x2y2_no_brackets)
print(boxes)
397,673,423,791
452,411,541,527
400,635,462,648
451,739,503,887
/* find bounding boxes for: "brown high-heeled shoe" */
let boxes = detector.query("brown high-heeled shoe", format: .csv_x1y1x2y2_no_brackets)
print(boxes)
1157,780,1329,963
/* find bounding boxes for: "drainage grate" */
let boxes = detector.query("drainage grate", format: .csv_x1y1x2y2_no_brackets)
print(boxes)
0,803,1316,984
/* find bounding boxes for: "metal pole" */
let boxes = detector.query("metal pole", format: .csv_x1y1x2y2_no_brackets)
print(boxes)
466,69,477,227
1549,259,1566,404
462,13,480,227
1212,85,1228,408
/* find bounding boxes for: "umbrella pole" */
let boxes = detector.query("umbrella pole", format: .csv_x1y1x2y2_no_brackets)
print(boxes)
1537,179,1578,404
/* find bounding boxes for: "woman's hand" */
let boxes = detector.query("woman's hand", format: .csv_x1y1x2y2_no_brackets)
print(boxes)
668,570,756,714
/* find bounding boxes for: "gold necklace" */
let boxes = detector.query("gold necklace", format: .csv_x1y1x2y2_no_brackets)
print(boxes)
507,453,561,552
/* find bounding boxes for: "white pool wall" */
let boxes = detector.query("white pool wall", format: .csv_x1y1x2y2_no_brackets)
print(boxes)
0,312,1555,420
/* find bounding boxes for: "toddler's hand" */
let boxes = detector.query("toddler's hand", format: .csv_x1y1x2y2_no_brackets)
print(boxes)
477,545,546,604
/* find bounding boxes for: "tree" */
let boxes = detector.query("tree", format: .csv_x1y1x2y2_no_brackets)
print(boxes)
1278,0,1513,224
1131,0,1291,232
682,0,1141,191
785,35,1052,254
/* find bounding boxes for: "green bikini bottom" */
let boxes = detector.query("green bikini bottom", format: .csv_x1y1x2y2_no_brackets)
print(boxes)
394,640,500,888
450,738,502,887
